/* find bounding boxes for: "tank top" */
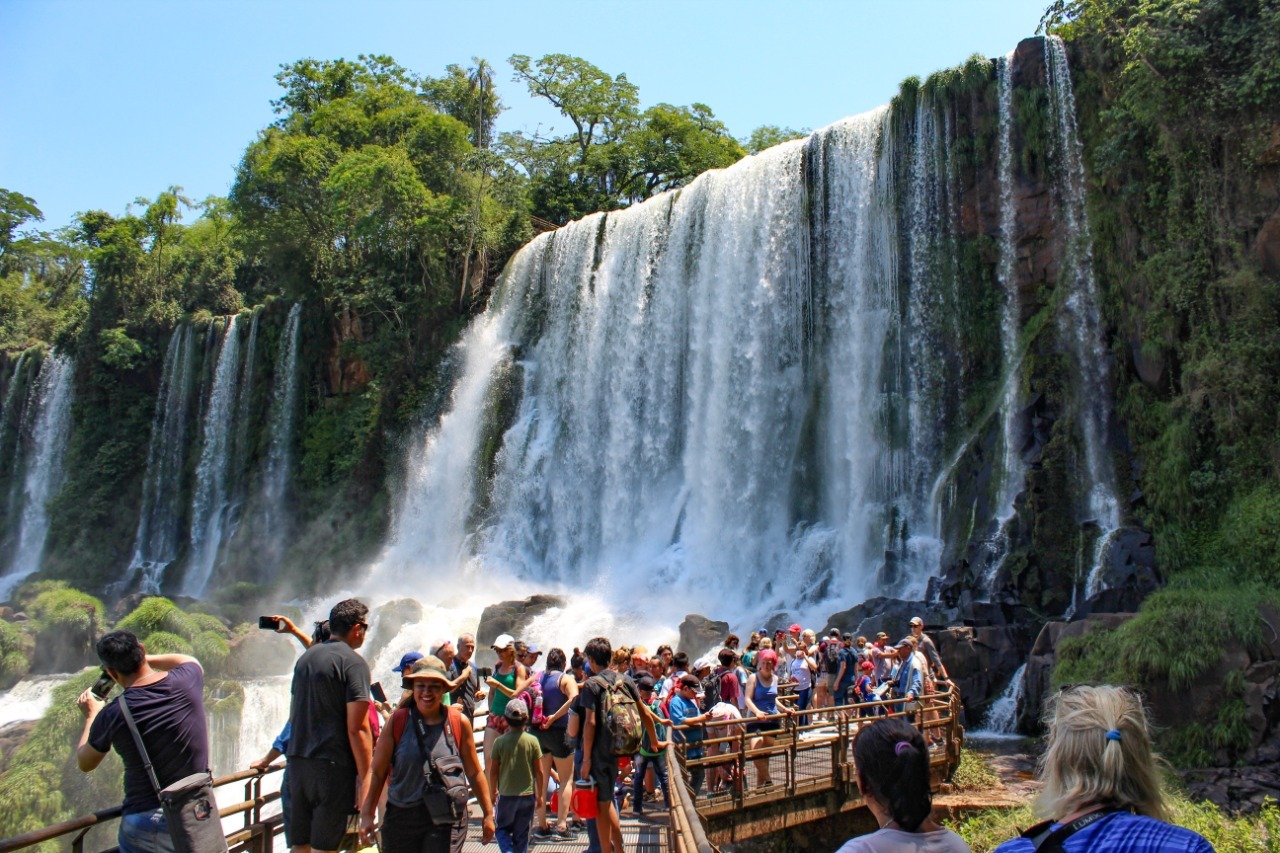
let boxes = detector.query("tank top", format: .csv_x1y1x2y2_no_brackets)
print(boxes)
489,665,518,717
752,673,778,715
540,669,569,728
387,709,452,809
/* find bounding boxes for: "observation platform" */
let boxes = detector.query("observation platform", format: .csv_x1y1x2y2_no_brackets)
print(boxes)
0,687,963,853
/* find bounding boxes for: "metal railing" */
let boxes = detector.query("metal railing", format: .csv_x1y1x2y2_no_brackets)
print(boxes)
665,683,964,847
0,764,285,853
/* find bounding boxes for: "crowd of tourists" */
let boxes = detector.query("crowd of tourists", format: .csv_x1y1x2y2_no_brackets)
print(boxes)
70,598,1216,853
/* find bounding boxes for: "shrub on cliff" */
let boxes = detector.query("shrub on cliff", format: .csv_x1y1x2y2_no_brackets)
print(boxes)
23,583,105,673
0,620,33,689
114,597,231,675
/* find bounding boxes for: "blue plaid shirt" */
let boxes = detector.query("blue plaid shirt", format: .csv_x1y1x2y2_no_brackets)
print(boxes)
995,811,1213,852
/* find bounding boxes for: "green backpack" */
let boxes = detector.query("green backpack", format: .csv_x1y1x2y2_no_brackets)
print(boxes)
592,674,644,756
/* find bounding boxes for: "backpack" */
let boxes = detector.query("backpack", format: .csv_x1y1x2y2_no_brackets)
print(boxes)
390,704,466,752
590,673,644,756
824,640,842,669
699,673,721,712
517,675,545,726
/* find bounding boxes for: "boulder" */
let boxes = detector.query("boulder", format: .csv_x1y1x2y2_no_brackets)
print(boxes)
0,719,36,773
364,599,425,666
225,630,299,678
475,595,566,668
823,597,946,642
935,624,1035,724
1017,612,1136,734
677,614,729,658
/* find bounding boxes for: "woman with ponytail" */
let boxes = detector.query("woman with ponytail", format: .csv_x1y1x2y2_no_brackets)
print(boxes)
995,685,1211,852
836,718,969,852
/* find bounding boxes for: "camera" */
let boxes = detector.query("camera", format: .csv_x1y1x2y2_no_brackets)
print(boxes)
258,616,282,631
91,670,115,700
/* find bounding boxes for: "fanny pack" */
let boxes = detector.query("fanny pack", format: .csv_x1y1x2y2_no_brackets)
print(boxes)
118,695,228,853
413,706,470,825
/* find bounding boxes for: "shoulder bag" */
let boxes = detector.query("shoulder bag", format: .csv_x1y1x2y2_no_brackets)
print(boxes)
413,705,470,825
117,694,228,853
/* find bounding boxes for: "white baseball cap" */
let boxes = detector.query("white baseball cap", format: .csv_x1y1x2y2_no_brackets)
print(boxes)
491,633,516,650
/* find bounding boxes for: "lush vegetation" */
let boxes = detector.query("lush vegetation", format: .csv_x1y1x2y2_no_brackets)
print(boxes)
949,793,1280,852
1030,0,1280,753
0,51,771,594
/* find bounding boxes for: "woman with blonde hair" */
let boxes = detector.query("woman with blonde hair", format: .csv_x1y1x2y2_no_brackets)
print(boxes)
995,684,1212,852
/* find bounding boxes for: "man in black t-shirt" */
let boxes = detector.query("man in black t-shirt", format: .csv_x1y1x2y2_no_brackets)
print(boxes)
287,598,374,853
76,630,221,853
578,636,657,853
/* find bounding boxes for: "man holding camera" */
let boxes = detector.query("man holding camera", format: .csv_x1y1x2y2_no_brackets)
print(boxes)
75,630,215,853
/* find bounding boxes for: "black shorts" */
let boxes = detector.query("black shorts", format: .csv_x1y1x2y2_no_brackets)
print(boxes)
748,718,782,734
589,754,618,801
288,756,356,850
380,802,466,853
535,725,573,759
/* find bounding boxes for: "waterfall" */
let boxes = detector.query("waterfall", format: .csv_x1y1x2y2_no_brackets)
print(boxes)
184,316,241,597
1044,36,1121,602
261,303,302,559
1,353,75,601
0,674,71,729
0,353,30,545
371,105,969,627
980,52,1026,595
233,314,260,476
975,662,1026,735
130,325,199,592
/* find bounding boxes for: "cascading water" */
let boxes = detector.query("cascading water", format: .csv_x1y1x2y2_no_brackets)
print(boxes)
1044,36,1122,604
1,353,75,601
184,316,241,597
233,314,260,479
0,674,71,728
973,662,1027,736
130,325,199,592
371,105,974,629
980,52,1027,595
261,303,302,557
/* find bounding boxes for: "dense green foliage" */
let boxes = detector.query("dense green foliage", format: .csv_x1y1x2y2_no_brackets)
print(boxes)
1047,0,1280,575
950,794,1280,852
0,49,770,595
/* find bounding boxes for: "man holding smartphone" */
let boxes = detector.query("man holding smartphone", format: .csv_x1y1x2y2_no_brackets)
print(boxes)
75,631,217,853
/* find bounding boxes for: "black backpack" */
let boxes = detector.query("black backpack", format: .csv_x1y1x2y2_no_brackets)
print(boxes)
824,640,842,669
699,673,721,712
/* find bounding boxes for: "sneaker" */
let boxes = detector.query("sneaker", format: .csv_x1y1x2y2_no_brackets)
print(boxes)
554,825,577,839
532,826,556,840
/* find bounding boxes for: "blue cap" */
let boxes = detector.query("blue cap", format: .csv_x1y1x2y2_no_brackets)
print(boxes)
392,651,423,673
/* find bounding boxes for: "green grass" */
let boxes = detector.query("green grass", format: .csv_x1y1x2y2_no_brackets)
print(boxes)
949,794,1280,852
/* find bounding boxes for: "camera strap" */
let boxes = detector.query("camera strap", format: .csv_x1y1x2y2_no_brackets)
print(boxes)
411,705,458,785
118,694,165,797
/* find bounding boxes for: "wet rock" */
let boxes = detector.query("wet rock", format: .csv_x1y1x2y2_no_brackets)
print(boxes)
935,624,1035,723
1076,527,1160,616
364,599,424,665
225,630,299,678
1017,613,1136,734
823,597,946,642
0,719,36,773
677,614,729,658
0,606,12,621
475,595,566,668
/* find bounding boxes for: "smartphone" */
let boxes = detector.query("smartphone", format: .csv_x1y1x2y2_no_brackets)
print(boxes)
258,616,282,631
370,682,387,704
91,670,115,700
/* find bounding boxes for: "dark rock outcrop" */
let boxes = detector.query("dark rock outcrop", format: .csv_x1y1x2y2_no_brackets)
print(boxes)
225,630,298,678
364,599,425,666
677,614,729,657
475,595,566,668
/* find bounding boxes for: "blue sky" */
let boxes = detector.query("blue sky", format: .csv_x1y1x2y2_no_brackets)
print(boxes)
1,0,1047,230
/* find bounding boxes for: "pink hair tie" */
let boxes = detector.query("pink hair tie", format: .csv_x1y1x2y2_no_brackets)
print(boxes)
895,741,914,757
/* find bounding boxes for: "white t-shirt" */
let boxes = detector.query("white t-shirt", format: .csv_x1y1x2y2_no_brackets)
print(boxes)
836,827,970,853
789,652,813,690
